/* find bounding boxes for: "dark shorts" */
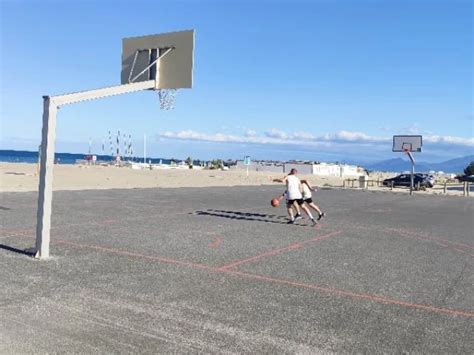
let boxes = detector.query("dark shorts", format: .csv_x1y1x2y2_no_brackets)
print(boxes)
287,198,304,207
304,198,313,204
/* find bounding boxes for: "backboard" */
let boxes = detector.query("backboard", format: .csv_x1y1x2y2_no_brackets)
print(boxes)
393,135,422,152
121,30,194,89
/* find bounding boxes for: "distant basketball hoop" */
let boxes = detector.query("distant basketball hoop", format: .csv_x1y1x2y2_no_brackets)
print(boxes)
393,135,422,152
393,135,422,195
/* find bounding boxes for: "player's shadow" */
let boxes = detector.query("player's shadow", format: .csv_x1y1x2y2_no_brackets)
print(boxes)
192,209,310,227
209,209,287,219
0,244,36,257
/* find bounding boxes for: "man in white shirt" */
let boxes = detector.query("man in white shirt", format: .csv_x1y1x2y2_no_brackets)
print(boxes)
273,169,317,225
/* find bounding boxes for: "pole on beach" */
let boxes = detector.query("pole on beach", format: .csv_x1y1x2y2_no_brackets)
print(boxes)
143,134,146,164
109,131,113,160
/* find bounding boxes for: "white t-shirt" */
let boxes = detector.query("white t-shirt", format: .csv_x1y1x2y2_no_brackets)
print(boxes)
286,175,302,200
302,183,312,200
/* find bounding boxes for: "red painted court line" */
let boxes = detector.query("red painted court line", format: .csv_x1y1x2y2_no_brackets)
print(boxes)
208,236,223,248
386,227,474,251
6,235,471,319
0,229,34,238
53,239,474,319
225,270,474,319
1,228,33,236
54,239,215,271
389,230,474,258
217,230,343,271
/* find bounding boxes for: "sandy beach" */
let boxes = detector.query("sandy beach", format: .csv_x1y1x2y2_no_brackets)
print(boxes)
0,163,346,192
0,162,469,197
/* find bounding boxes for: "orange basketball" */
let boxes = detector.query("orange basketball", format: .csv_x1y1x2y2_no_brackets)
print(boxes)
271,198,280,207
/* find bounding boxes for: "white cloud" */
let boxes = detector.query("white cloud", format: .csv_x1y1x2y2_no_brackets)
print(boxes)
424,135,474,146
292,131,315,141
264,128,288,139
406,123,421,135
331,130,388,143
157,129,474,151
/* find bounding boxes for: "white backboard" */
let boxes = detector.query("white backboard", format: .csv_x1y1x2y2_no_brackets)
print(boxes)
121,30,194,89
393,135,422,152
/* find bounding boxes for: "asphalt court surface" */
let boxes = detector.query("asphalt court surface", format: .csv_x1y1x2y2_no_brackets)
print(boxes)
1,186,473,353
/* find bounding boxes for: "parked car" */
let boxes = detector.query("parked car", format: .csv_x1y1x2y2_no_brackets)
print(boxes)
415,173,436,186
383,174,433,188
456,175,474,183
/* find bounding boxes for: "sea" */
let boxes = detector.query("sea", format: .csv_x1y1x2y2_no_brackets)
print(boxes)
0,149,190,165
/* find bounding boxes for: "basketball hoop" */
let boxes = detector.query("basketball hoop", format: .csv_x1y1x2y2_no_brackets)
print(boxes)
156,89,177,110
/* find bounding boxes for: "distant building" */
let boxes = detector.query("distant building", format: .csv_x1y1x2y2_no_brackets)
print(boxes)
235,160,365,177
235,160,284,173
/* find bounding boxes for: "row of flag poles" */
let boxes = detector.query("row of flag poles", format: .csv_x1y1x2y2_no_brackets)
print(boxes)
92,130,134,160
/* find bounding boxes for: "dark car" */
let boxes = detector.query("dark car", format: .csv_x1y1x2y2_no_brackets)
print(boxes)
456,175,474,183
383,174,433,188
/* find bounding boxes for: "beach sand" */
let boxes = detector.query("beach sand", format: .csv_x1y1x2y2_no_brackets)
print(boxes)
0,162,468,196
0,163,346,192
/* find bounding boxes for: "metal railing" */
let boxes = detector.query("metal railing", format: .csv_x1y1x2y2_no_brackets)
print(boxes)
342,179,471,197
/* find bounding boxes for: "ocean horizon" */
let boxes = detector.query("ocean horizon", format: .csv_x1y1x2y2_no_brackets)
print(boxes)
0,149,188,165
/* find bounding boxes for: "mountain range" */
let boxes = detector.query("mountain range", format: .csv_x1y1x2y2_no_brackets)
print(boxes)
365,155,474,174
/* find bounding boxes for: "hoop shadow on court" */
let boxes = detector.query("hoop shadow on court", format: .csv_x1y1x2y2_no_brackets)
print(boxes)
192,209,313,227
0,244,36,257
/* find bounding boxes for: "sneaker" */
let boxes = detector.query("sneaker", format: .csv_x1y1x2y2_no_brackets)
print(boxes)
318,212,326,221
287,219,295,224
311,219,318,227
294,214,303,221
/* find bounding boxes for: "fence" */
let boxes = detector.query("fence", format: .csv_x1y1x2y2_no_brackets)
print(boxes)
343,178,472,197
442,181,471,197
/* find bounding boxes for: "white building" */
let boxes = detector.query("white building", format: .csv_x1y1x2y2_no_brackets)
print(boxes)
235,160,365,177
292,162,363,177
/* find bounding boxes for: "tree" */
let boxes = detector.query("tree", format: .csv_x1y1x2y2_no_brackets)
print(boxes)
185,156,193,167
210,159,223,170
464,161,474,176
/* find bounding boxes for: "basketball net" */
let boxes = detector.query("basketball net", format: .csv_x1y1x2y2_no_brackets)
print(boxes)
156,89,177,110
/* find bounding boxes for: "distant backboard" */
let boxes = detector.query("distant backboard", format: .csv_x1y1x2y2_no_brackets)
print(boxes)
121,30,194,89
393,135,422,152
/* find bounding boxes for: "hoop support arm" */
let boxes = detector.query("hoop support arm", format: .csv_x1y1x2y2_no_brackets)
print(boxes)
50,80,156,107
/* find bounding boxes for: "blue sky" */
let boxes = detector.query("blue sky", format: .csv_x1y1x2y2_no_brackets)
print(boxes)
1,0,472,163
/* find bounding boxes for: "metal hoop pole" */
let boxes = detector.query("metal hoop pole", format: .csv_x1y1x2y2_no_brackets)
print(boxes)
35,97,57,258
35,80,155,259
